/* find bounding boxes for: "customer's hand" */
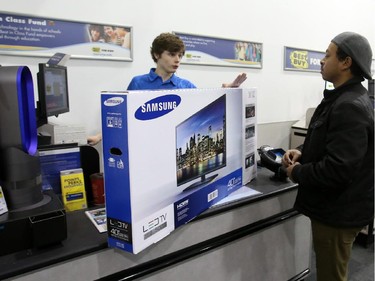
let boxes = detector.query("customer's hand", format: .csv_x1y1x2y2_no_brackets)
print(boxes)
285,162,300,182
282,149,301,167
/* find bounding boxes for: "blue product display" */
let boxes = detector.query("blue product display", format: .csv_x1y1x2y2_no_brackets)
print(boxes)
0,66,42,209
16,66,38,156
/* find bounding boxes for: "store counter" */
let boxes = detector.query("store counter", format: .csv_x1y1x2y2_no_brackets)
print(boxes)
0,167,311,281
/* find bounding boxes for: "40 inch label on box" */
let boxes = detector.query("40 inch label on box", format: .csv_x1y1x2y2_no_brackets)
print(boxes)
107,217,132,244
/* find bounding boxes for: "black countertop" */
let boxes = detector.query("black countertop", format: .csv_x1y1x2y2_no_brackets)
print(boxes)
0,167,297,280
0,208,108,280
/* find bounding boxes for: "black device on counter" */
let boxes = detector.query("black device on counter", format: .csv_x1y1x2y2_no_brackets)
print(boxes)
257,145,288,181
0,65,67,256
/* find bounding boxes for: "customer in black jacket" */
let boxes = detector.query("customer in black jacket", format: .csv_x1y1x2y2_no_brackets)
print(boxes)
282,32,374,281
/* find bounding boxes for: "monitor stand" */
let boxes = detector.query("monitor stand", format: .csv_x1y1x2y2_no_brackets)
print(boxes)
182,173,218,192
37,132,52,146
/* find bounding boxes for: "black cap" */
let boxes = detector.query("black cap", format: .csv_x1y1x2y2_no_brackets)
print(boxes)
331,32,373,79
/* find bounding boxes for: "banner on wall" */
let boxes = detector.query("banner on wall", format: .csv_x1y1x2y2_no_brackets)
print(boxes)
284,46,324,72
174,32,262,69
0,11,132,61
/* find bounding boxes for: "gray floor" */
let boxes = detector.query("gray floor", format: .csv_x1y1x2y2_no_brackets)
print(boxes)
305,238,374,281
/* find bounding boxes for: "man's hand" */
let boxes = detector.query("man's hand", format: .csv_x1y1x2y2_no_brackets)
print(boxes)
282,149,302,182
87,133,102,146
285,162,300,182
222,73,247,88
282,149,301,167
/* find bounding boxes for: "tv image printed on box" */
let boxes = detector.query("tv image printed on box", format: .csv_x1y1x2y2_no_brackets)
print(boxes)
176,94,226,192
101,88,257,254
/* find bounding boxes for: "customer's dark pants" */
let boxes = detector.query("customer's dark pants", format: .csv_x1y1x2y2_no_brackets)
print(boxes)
311,219,362,281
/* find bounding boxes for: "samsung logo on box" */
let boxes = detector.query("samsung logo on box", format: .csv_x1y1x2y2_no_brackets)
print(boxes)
135,94,181,120
104,97,124,106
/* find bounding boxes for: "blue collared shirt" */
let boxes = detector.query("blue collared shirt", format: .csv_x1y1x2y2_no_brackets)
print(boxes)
127,68,196,90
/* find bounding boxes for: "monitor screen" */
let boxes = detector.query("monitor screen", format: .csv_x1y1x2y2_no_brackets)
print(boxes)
176,94,226,191
37,63,69,126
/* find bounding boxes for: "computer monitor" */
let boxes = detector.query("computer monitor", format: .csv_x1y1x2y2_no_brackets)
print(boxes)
36,63,70,127
176,94,226,191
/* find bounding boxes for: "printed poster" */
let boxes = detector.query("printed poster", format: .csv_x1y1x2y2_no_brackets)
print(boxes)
284,46,324,72
0,12,132,61
174,32,262,68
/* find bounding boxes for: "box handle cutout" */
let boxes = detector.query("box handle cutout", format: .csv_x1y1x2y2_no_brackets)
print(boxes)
110,147,122,156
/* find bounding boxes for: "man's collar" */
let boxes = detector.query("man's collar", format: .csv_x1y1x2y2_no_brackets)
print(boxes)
323,76,364,99
149,68,177,85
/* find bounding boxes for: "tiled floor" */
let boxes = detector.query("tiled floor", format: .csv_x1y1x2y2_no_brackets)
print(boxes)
305,237,374,281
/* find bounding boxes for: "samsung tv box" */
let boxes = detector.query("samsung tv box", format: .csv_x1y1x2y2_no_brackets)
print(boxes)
101,88,257,254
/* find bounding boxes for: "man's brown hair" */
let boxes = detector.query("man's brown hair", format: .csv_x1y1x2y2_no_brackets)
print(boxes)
150,33,185,62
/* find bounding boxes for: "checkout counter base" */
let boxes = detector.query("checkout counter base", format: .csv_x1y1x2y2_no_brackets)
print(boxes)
2,169,312,281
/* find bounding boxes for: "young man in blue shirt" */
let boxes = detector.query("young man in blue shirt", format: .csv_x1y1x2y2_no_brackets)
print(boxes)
127,32,246,90
127,32,196,90
88,33,247,145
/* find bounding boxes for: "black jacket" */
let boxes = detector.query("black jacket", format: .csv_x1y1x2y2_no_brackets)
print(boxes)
292,77,374,227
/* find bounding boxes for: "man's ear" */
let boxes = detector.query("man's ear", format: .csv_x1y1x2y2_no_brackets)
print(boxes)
342,56,353,71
